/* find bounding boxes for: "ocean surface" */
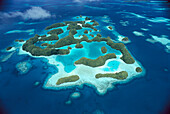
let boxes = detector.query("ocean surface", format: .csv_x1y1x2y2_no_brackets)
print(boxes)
0,0,170,114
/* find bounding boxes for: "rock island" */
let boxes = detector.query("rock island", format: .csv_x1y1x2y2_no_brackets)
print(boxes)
19,15,144,94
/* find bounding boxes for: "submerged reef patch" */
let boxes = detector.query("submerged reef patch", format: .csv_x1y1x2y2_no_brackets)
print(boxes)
16,61,32,74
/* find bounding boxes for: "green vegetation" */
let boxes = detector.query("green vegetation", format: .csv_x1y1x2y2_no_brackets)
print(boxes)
136,67,142,72
106,40,135,64
41,35,46,37
47,28,64,35
69,29,77,35
64,21,85,25
90,20,95,22
56,75,80,85
67,22,82,30
92,36,102,42
41,43,49,46
108,26,113,30
93,28,98,31
97,33,102,37
22,18,135,64
82,23,94,29
92,21,99,26
6,47,12,50
95,71,128,80
39,34,59,41
84,30,88,34
90,34,94,37
15,39,24,42
68,46,72,50
51,34,79,48
101,46,107,53
85,17,90,20
75,43,83,48
75,53,116,67
122,37,129,41
81,35,89,41
22,34,70,56
45,23,66,30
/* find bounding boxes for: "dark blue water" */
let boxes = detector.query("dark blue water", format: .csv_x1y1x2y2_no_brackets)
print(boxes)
0,0,170,114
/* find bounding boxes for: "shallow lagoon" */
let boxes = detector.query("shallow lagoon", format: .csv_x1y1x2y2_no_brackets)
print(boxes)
56,41,121,73
0,0,169,114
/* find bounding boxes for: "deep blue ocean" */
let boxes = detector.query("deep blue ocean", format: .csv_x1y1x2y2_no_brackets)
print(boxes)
0,0,170,114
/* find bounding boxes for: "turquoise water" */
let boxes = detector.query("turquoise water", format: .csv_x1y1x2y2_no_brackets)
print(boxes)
0,1,169,114
56,47,87,73
56,41,121,73
103,60,120,72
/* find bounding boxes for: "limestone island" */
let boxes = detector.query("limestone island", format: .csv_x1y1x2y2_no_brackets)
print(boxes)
108,26,113,30
122,37,129,41
18,16,144,95
6,47,12,51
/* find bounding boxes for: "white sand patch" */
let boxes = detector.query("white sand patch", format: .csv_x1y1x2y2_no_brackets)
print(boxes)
146,34,170,53
85,20,93,25
100,15,111,23
77,23,82,27
102,15,109,19
117,11,146,19
84,5,107,10
105,26,131,44
0,51,15,62
117,11,170,23
120,20,129,26
133,31,144,36
146,38,157,44
150,34,170,45
5,47,16,52
13,19,144,95
74,34,83,39
147,17,170,23
117,35,131,44
70,92,81,99
18,36,144,95
85,20,91,23
102,19,110,23
46,34,51,37
43,55,144,95
106,26,114,31
5,29,35,35
141,28,149,31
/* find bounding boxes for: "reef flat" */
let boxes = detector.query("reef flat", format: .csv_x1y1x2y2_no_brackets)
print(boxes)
17,15,144,94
